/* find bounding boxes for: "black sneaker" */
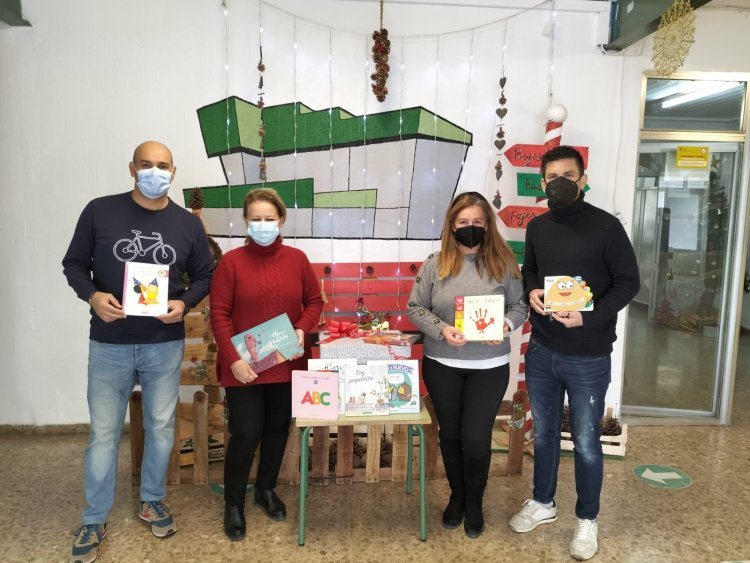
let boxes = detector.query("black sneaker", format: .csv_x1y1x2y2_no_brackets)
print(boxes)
70,523,107,563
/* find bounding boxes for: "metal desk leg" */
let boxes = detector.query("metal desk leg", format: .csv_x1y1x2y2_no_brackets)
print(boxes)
414,424,427,541
298,426,312,546
406,424,414,495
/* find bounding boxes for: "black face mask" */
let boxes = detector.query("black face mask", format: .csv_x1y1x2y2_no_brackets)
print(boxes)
454,225,485,248
545,177,581,209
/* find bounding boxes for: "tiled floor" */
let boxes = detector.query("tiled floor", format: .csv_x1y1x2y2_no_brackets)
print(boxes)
2,337,749,562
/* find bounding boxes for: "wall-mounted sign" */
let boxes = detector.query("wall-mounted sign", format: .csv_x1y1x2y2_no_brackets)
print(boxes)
676,146,709,169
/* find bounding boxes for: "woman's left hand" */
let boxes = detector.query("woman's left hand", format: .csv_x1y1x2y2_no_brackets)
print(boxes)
482,323,510,345
290,328,305,359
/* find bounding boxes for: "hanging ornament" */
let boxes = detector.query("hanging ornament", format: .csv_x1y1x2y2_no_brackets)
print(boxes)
370,0,390,103
257,44,266,181
652,0,696,75
492,190,502,210
495,76,508,180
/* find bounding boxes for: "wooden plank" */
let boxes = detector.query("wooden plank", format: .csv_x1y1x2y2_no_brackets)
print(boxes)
321,295,410,313
320,279,414,295
365,425,384,483
180,362,218,386
184,342,216,363
311,261,421,278
192,391,209,485
390,424,408,482
167,399,181,484
310,426,331,485
507,389,528,476
129,391,144,485
184,314,212,339
335,426,354,484
281,422,300,486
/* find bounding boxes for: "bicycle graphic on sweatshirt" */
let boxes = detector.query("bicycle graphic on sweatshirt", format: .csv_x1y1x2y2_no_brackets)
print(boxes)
113,230,176,265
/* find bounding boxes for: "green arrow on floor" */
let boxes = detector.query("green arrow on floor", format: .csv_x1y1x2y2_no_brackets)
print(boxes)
633,464,692,489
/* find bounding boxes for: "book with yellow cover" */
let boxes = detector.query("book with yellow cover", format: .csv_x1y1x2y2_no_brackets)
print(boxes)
122,261,169,317
543,275,594,312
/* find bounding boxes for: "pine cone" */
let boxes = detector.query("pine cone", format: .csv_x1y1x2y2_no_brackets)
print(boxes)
189,187,204,210
601,416,622,436
329,439,337,472
353,436,367,469
561,405,571,433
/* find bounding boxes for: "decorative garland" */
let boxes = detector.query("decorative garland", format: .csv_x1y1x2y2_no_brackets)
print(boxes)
494,76,508,183
258,40,267,181
370,1,390,102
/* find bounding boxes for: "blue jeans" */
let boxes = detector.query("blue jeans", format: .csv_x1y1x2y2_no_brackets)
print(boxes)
83,339,184,524
525,337,611,520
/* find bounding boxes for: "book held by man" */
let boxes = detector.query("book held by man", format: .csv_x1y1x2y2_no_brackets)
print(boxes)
367,360,420,414
292,370,339,420
231,313,303,374
121,261,170,317
455,295,505,341
543,275,594,312
307,358,357,415
343,364,389,416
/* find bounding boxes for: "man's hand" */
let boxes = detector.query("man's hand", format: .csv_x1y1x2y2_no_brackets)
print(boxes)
442,326,467,347
157,300,186,324
90,291,126,323
231,359,259,384
528,289,546,316
551,311,583,328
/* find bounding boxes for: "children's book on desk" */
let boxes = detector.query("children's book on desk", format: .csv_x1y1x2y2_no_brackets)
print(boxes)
292,370,339,420
231,313,303,374
343,364,389,416
122,261,170,317
455,295,505,341
543,275,594,312
367,360,420,414
307,358,357,415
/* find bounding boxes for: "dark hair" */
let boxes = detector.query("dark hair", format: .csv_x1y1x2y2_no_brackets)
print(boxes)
540,146,585,177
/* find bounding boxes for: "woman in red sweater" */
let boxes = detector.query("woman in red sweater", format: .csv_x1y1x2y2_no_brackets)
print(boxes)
210,188,323,541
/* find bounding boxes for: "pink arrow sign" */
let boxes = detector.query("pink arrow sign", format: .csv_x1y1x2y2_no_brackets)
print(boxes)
504,144,589,169
498,206,549,229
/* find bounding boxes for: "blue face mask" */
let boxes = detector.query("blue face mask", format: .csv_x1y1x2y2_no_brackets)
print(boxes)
135,166,172,199
247,221,280,246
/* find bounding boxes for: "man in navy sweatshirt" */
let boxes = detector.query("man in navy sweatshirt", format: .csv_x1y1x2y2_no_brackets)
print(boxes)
63,141,213,563
508,146,639,561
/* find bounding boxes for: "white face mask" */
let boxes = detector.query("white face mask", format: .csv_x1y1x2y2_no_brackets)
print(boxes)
246,220,280,246
135,166,172,199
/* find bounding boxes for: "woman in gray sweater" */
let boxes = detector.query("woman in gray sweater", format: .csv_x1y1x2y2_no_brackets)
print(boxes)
407,191,527,539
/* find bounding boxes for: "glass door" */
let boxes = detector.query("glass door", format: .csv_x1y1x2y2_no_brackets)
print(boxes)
623,141,743,415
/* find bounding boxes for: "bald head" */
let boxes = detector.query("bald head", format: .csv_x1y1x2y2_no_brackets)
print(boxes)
132,141,173,168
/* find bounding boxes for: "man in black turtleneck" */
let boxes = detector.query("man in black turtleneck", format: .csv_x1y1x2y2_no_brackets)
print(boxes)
508,146,639,561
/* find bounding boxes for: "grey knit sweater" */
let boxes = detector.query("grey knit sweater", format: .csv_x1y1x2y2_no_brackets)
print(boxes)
407,252,528,361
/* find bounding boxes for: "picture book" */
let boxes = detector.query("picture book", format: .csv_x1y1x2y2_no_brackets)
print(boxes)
307,358,358,415
231,313,303,374
343,364,389,416
291,370,339,420
367,360,420,414
122,261,169,317
544,275,594,312
455,295,505,341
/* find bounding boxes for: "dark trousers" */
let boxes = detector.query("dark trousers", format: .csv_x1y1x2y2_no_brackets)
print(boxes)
223,382,292,506
422,357,509,502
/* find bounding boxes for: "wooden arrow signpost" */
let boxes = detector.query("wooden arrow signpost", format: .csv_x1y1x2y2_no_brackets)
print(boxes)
497,205,549,229
504,144,589,169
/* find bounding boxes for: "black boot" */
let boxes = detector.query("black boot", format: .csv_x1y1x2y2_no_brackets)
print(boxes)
254,489,287,521
463,454,491,539
223,505,246,541
439,437,465,529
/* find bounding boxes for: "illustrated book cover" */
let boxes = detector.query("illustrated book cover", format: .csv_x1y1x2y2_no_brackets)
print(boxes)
292,370,339,420
231,313,303,374
543,275,594,312
367,360,420,414
307,358,358,415
455,295,505,341
343,364,389,416
121,261,169,317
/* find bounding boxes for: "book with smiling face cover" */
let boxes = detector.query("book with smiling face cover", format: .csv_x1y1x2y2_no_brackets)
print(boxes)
544,275,594,312
122,261,169,316
231,313,303,374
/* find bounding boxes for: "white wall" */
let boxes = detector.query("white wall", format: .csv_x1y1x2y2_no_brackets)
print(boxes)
1,0,748,424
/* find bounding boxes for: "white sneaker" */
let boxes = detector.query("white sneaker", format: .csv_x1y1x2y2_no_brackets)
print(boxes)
508,499,558,533
569,518,598,560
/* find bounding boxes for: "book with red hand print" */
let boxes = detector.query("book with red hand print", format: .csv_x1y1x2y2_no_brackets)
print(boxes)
455,295,505,342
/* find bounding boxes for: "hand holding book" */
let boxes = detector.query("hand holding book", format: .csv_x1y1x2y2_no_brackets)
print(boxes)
231,359,259,384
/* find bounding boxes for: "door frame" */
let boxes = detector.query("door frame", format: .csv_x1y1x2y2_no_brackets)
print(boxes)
623,71,750,424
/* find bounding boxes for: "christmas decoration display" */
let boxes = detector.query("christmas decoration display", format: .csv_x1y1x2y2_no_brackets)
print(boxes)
258,40,267,180
370,1,390,102
652,0,696,75
544,103,567,150
495,76,508,181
